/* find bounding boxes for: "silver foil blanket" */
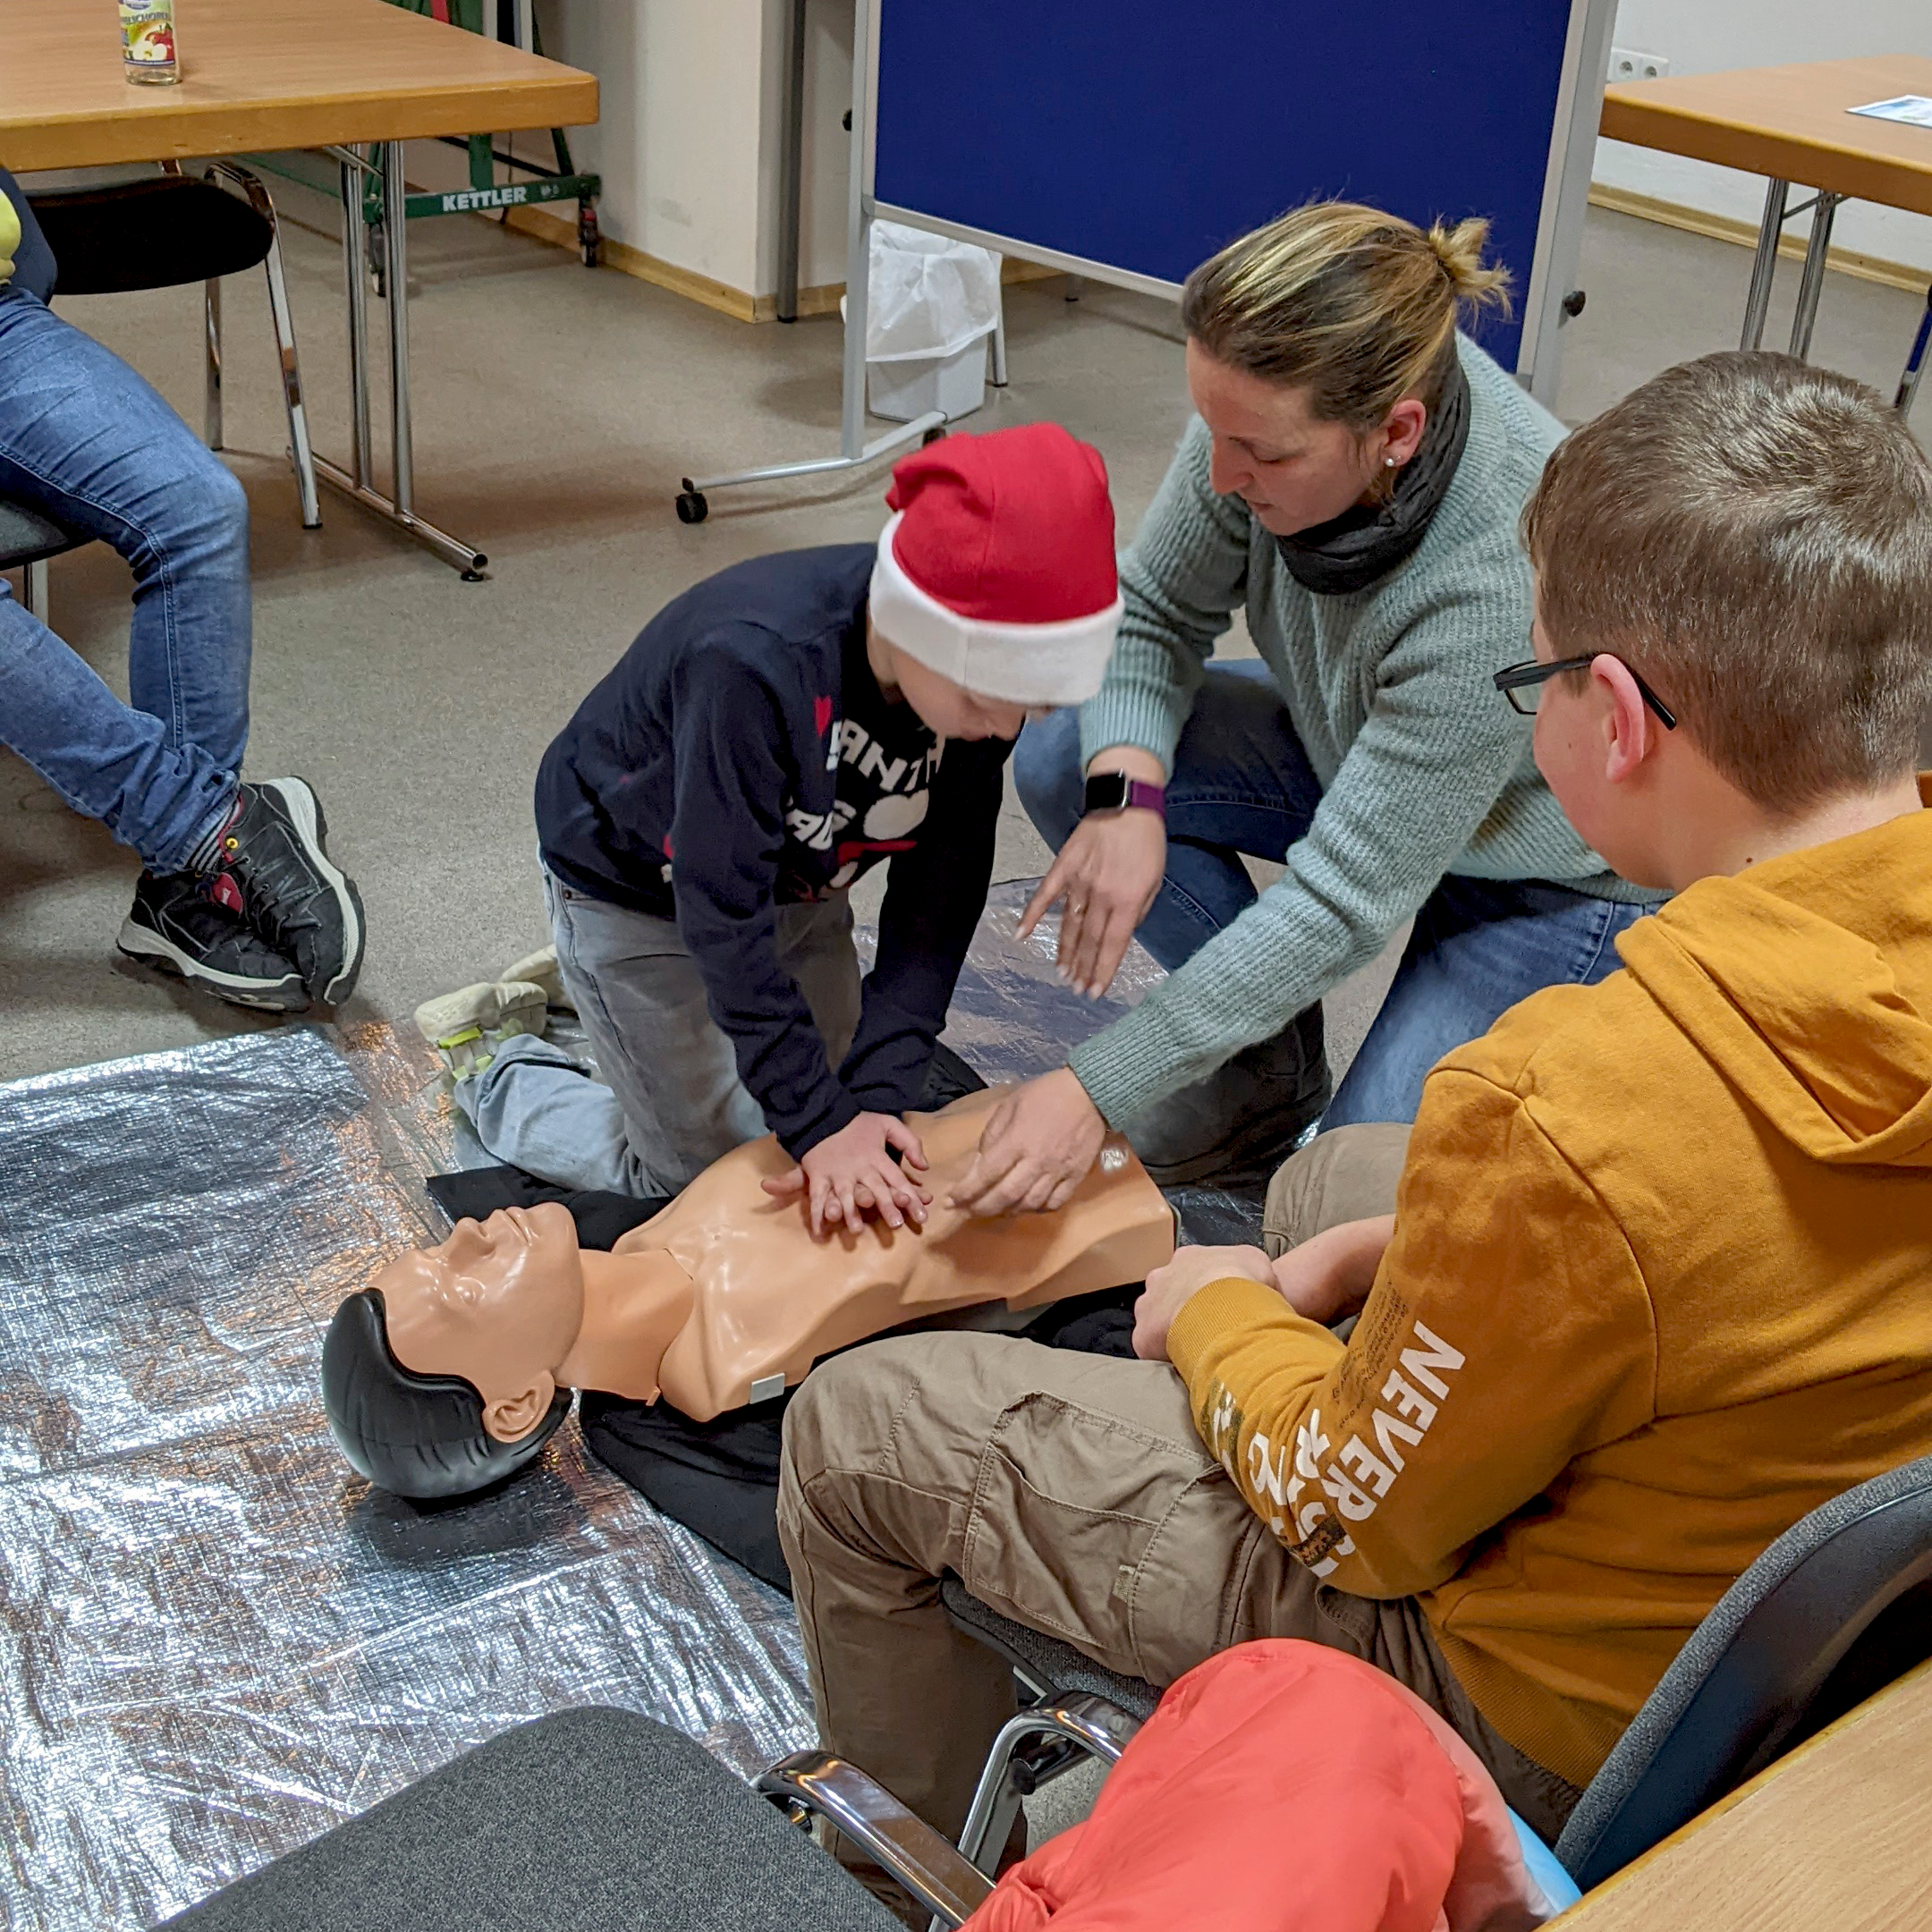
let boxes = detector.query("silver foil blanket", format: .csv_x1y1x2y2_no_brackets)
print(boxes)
0,884,1250,1928
0,1026,812,1930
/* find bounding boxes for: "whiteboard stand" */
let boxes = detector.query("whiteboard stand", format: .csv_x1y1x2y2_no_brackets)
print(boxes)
674,0,942,525
1516,0,1618,405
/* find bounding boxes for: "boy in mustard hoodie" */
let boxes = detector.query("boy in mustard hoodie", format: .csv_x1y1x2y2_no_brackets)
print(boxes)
774,350,1932,1877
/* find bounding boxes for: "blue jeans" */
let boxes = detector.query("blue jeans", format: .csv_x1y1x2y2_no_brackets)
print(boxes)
1013,662,1646,1127
0,288,251,873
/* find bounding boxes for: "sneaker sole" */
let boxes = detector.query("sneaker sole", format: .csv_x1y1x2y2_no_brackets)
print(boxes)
270,775,367,1006
117,919,309,1014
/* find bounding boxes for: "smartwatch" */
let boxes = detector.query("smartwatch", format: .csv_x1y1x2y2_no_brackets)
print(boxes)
1082,773,1166,818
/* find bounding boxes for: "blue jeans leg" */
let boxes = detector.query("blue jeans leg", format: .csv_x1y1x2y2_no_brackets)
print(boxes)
0,290,251,871
454,1034,640,1197
1323,877,1648,1128
1013,662,1325,972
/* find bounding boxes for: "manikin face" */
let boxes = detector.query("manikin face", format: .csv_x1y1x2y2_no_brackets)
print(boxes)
1186,339,1412,536
377,1202,583,1442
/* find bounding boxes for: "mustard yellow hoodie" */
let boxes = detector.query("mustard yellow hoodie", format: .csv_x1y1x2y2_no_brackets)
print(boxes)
0,194,19,286
1169,787,1932,1790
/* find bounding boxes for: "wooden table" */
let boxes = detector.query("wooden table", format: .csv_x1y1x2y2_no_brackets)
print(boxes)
1601,56,1932,403
0,0,597,574
1558,1661,1932,1931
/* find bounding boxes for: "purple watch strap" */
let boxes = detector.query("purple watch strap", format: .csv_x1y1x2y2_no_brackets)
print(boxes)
1084,772,1166,818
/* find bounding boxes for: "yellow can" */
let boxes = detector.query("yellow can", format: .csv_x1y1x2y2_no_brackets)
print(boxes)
120,0,181,84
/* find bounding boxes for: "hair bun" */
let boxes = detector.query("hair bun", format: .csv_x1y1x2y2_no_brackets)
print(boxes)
1425,217,1513,312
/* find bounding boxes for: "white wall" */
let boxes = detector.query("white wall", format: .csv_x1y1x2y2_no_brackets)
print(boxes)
794,0,856,293
538,0,772,297
1597,0,1932,274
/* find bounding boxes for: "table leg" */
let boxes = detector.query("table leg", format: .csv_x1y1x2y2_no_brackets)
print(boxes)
1894,287,1932,419
383,139,416,520
775,0,806,323
1740,179,1787,352
314,143,487,577
338,151,374,490
1788,191,1841,361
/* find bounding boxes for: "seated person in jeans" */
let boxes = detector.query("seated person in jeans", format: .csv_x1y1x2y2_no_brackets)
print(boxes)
0,169,363,1012
417,425,1123,1227
775,352,1932,1906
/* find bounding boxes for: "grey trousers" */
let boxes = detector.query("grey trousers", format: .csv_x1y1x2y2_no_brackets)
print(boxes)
455,872,861,1198
776,1123,1581,1856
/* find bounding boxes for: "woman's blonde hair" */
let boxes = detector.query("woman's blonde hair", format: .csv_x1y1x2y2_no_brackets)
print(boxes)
1181,201,1513,428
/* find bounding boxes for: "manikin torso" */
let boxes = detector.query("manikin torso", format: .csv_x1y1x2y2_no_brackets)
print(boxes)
390,1090,1175,1428
620,1089,1174,1417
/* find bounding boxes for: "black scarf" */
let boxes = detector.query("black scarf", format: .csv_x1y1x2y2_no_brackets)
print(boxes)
1272,358,1470,597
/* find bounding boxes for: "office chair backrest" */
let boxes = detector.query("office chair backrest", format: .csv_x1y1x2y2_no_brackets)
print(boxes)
1555,1453,1932,1892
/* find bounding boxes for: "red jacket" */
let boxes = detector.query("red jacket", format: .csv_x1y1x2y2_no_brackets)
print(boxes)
964,1642,1563,1932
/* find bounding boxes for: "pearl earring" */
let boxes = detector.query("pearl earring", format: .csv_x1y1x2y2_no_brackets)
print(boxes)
1385,456,1397,468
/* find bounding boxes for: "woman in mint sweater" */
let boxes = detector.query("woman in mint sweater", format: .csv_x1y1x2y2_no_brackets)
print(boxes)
954,201,1660,1208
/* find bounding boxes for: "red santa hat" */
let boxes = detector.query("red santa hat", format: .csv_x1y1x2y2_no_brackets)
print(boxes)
869,422,1123,707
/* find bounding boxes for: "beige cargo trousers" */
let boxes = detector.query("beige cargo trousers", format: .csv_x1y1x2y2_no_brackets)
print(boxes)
775,1124,1581,1853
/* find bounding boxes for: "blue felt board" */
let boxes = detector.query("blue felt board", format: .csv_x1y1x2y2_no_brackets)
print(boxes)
873,0,1579,370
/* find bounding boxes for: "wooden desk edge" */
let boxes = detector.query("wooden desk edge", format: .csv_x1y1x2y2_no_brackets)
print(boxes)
1600,89,1932,216
0,75,598,174
1557,1657,1932,1925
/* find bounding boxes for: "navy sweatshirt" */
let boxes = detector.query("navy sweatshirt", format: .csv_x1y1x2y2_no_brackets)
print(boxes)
536,545,1011,1159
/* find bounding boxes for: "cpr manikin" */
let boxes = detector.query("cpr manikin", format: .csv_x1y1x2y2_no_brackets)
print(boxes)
323,1090,1174,1499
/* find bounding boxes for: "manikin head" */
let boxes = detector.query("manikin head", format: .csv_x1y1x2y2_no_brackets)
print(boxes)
1179,199,1513,534
1513,351,1932,893
323,1203,583,1500
866,421,1123,741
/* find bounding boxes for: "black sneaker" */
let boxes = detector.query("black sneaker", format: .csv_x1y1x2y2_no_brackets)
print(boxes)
118,869,308,1013
206,776,366,1005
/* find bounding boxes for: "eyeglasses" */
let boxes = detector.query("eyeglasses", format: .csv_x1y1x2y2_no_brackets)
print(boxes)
1493,654,1677,729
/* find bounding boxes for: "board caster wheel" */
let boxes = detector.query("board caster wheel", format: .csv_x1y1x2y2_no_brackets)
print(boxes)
921,424,947,446
579,202,602,267
675,485,708,525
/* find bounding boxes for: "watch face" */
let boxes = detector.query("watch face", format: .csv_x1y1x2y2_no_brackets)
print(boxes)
1084,774,1128,812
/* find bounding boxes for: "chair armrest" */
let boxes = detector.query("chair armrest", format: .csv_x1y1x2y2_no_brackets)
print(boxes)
758,1751,996,1928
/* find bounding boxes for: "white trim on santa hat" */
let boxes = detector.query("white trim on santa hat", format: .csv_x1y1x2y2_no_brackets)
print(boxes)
868,513,1123,708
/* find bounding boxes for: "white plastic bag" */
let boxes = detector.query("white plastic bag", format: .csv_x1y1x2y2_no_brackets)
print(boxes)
863,219,1002,362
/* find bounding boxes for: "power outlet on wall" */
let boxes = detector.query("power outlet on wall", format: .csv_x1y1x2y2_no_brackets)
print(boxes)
1608,46,1671,81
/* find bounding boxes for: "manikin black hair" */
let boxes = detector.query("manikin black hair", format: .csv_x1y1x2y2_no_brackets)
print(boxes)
322,1289,572,1501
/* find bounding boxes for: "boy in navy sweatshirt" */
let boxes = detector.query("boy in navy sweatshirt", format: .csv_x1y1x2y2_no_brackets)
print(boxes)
418,424,1123,1233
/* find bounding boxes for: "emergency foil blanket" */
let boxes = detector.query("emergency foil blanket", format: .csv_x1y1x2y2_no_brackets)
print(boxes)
0,1026,810,1930
0,882,1249,1928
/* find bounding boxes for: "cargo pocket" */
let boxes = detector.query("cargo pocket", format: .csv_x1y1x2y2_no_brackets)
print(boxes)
960,1389,1224,1682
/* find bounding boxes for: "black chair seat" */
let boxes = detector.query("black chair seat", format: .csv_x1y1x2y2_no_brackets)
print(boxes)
0,496,88,571
159,1706,901,1932
939,1573,1160,1722
30,176,274,296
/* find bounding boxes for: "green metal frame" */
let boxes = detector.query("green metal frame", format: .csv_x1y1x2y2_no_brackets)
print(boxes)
367,0,600,254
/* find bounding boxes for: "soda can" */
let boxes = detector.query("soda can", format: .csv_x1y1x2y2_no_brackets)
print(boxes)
120,0,181,85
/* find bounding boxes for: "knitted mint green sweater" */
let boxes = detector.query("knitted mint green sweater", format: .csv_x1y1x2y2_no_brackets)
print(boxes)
1070,336,1660,1127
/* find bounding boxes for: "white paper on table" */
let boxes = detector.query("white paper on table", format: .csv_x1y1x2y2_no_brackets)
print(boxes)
1849,95,1932,129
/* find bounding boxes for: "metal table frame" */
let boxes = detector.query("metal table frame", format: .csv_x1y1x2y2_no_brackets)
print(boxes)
1736,180,1928,420
317,142,487,578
